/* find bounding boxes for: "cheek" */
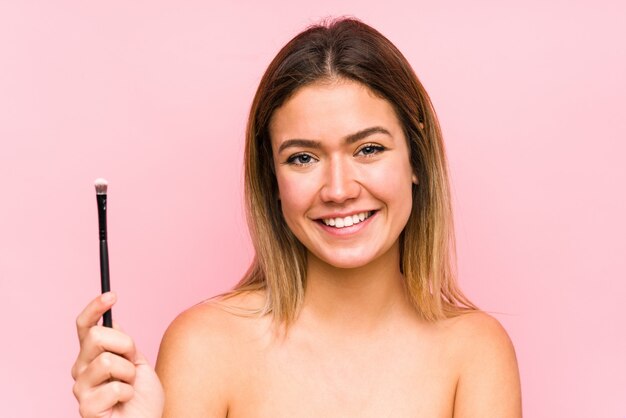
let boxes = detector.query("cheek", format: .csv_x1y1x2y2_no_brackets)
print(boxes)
276,171,318,222
360,159,414,203
364,162,414,230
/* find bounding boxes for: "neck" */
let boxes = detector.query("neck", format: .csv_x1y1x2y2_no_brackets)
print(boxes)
300,242,410,332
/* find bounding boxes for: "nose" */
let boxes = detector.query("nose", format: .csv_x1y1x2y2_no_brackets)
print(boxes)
319,156,361,203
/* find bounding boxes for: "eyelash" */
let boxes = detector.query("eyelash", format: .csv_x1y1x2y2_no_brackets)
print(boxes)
286,153,317,166
285,144,387,167
356,143,386,157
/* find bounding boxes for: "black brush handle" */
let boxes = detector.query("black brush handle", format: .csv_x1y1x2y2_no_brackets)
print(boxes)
97,193,112,327
99,240,112,327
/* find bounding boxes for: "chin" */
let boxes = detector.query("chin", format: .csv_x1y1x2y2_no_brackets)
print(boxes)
311,248,382,270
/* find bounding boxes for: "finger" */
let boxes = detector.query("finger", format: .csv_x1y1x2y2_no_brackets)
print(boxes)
72,326,136,380
109,321,151,367
112,319,125,333
76,292,117,342
74,351,137,394
76,380,134,418
133,350,150,367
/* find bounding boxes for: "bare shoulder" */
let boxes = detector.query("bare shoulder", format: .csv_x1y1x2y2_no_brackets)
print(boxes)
443,311,522,418
156,290,268,418
444,311,515,353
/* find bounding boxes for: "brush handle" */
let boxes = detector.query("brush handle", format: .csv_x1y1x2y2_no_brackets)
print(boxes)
97,194,108,240
99,239,112,327
96,193,112,327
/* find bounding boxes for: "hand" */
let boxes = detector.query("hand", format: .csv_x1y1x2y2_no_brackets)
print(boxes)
72,293,164,418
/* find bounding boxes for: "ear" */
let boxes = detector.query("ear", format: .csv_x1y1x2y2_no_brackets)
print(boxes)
412,173,418,185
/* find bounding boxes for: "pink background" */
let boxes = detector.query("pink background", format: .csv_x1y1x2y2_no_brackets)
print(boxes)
1,1,624,416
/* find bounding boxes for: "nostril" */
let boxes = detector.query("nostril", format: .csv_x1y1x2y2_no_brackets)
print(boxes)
320,182,361,204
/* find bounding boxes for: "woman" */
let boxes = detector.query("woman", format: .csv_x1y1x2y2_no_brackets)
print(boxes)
72,18,522,417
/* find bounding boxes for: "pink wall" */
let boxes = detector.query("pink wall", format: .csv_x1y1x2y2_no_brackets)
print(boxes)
1,1,624,416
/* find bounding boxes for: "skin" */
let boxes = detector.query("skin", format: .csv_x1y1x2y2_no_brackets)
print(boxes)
72,79,522,417
72,292,164,418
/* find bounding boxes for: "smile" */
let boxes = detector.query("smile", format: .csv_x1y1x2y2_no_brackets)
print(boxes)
320,211,374,228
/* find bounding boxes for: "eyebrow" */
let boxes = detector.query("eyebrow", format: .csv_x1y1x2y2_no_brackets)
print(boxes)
277,126,392,154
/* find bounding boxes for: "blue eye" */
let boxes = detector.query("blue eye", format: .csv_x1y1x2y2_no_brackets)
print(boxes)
286,153,316,166
357,144,385,157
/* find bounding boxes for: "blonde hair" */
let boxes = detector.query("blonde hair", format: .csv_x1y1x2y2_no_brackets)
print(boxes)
226,17,477,323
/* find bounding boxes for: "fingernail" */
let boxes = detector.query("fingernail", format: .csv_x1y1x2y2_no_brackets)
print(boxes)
101,292,115,304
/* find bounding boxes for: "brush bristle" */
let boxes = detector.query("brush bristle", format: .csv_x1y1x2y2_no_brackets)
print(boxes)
94,178,108,195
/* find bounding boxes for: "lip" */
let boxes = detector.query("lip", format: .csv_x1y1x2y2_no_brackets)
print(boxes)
315,210,378,236
314,209,377,220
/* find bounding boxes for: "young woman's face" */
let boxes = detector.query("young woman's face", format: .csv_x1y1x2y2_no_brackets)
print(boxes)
269,79,416,269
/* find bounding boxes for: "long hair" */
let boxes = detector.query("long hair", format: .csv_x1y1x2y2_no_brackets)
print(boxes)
227,17,477,323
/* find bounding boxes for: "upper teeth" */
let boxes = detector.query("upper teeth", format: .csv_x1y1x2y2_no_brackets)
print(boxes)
322,211,372,228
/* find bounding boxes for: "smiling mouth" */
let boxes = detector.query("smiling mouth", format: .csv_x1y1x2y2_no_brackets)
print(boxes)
318,211,375,229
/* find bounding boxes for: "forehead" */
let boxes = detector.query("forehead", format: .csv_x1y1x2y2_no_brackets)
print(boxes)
268,80,402,145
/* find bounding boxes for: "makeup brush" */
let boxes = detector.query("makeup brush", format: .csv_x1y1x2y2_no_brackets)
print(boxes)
94,178,112,327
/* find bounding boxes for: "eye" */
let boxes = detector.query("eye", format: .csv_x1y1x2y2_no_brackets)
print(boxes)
286,153,317,166
356,143,386,157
